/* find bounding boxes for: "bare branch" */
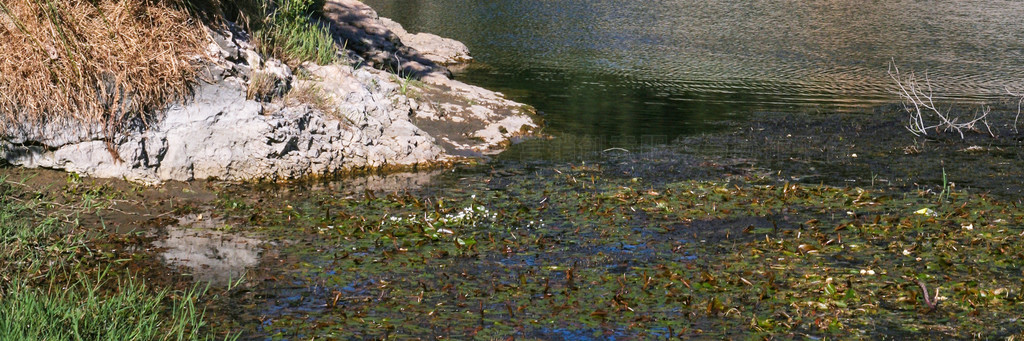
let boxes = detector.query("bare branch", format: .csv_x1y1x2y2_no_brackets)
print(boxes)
888,60,989,139
1006,87,1024,134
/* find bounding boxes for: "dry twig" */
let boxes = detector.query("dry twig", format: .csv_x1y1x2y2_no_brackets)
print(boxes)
888,60,991,139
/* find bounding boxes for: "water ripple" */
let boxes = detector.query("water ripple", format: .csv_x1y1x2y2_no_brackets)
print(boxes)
367,0,1024,137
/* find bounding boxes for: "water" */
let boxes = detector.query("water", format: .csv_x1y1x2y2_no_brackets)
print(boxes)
363,0,1024,138
140,2,1024,335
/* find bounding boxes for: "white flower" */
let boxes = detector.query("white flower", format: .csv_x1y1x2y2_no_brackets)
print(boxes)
902,249,911,256
914,208,938,217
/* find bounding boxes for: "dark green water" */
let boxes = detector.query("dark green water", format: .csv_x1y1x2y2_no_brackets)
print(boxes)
363,0,1024,139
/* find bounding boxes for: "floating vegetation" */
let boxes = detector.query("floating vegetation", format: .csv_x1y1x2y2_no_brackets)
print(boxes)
205,163,1024,339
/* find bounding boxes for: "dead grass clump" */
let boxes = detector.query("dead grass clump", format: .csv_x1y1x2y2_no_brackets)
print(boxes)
246,72,279,101
284,83,334,115
0,0,208,138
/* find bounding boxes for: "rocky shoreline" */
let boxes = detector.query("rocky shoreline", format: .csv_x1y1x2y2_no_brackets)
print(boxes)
0,0,538,183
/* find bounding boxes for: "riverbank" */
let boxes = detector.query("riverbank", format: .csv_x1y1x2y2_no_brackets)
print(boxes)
1,0,539,183
3,107,1024,338
4,0,1024,339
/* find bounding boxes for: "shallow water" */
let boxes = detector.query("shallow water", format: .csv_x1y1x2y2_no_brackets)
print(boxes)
107,1,1024,338
203,135,1024,338
363,0,1024,138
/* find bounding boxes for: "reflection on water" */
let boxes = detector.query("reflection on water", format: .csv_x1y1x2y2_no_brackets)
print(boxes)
363,0,1024,138
154,213,262,284
332,169,444,193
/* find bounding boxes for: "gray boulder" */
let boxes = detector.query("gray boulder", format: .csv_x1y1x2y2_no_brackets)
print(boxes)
378,17,472,66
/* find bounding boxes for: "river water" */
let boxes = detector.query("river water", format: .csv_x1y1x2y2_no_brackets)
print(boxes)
363,0,1024,139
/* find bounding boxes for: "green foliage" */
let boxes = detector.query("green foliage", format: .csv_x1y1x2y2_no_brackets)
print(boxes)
0,275,215,341
254,0,336,66
275,0,323,19
0,177,229,341
393,73,424,97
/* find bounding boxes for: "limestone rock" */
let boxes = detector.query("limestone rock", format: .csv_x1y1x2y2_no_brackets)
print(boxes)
322,0,450,78
379,17,472,65
1,74,445,183
409,76,538,155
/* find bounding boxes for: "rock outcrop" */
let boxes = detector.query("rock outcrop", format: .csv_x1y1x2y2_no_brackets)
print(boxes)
323,0,449,78
378,17,472,66
0,0,538,183
1,73,443,182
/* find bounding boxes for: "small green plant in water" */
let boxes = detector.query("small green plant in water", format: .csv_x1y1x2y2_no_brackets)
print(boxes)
0,175,234,340
394,73,423,97
939,167,950,203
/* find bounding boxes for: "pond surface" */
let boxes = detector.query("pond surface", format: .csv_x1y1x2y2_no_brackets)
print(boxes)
203,132,1024,339
364,0,1024,138
191,2,1024,338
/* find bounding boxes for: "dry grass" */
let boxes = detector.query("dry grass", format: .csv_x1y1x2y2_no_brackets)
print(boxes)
284,83,334,115
0,0,209,138
246,72,279,101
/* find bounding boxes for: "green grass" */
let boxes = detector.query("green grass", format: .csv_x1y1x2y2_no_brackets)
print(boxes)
393,73,425,98
0,177,231,341
254,0,337,66
0,275,214,341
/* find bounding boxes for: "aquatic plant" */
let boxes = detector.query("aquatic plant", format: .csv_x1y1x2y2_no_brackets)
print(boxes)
225,166,1024,339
